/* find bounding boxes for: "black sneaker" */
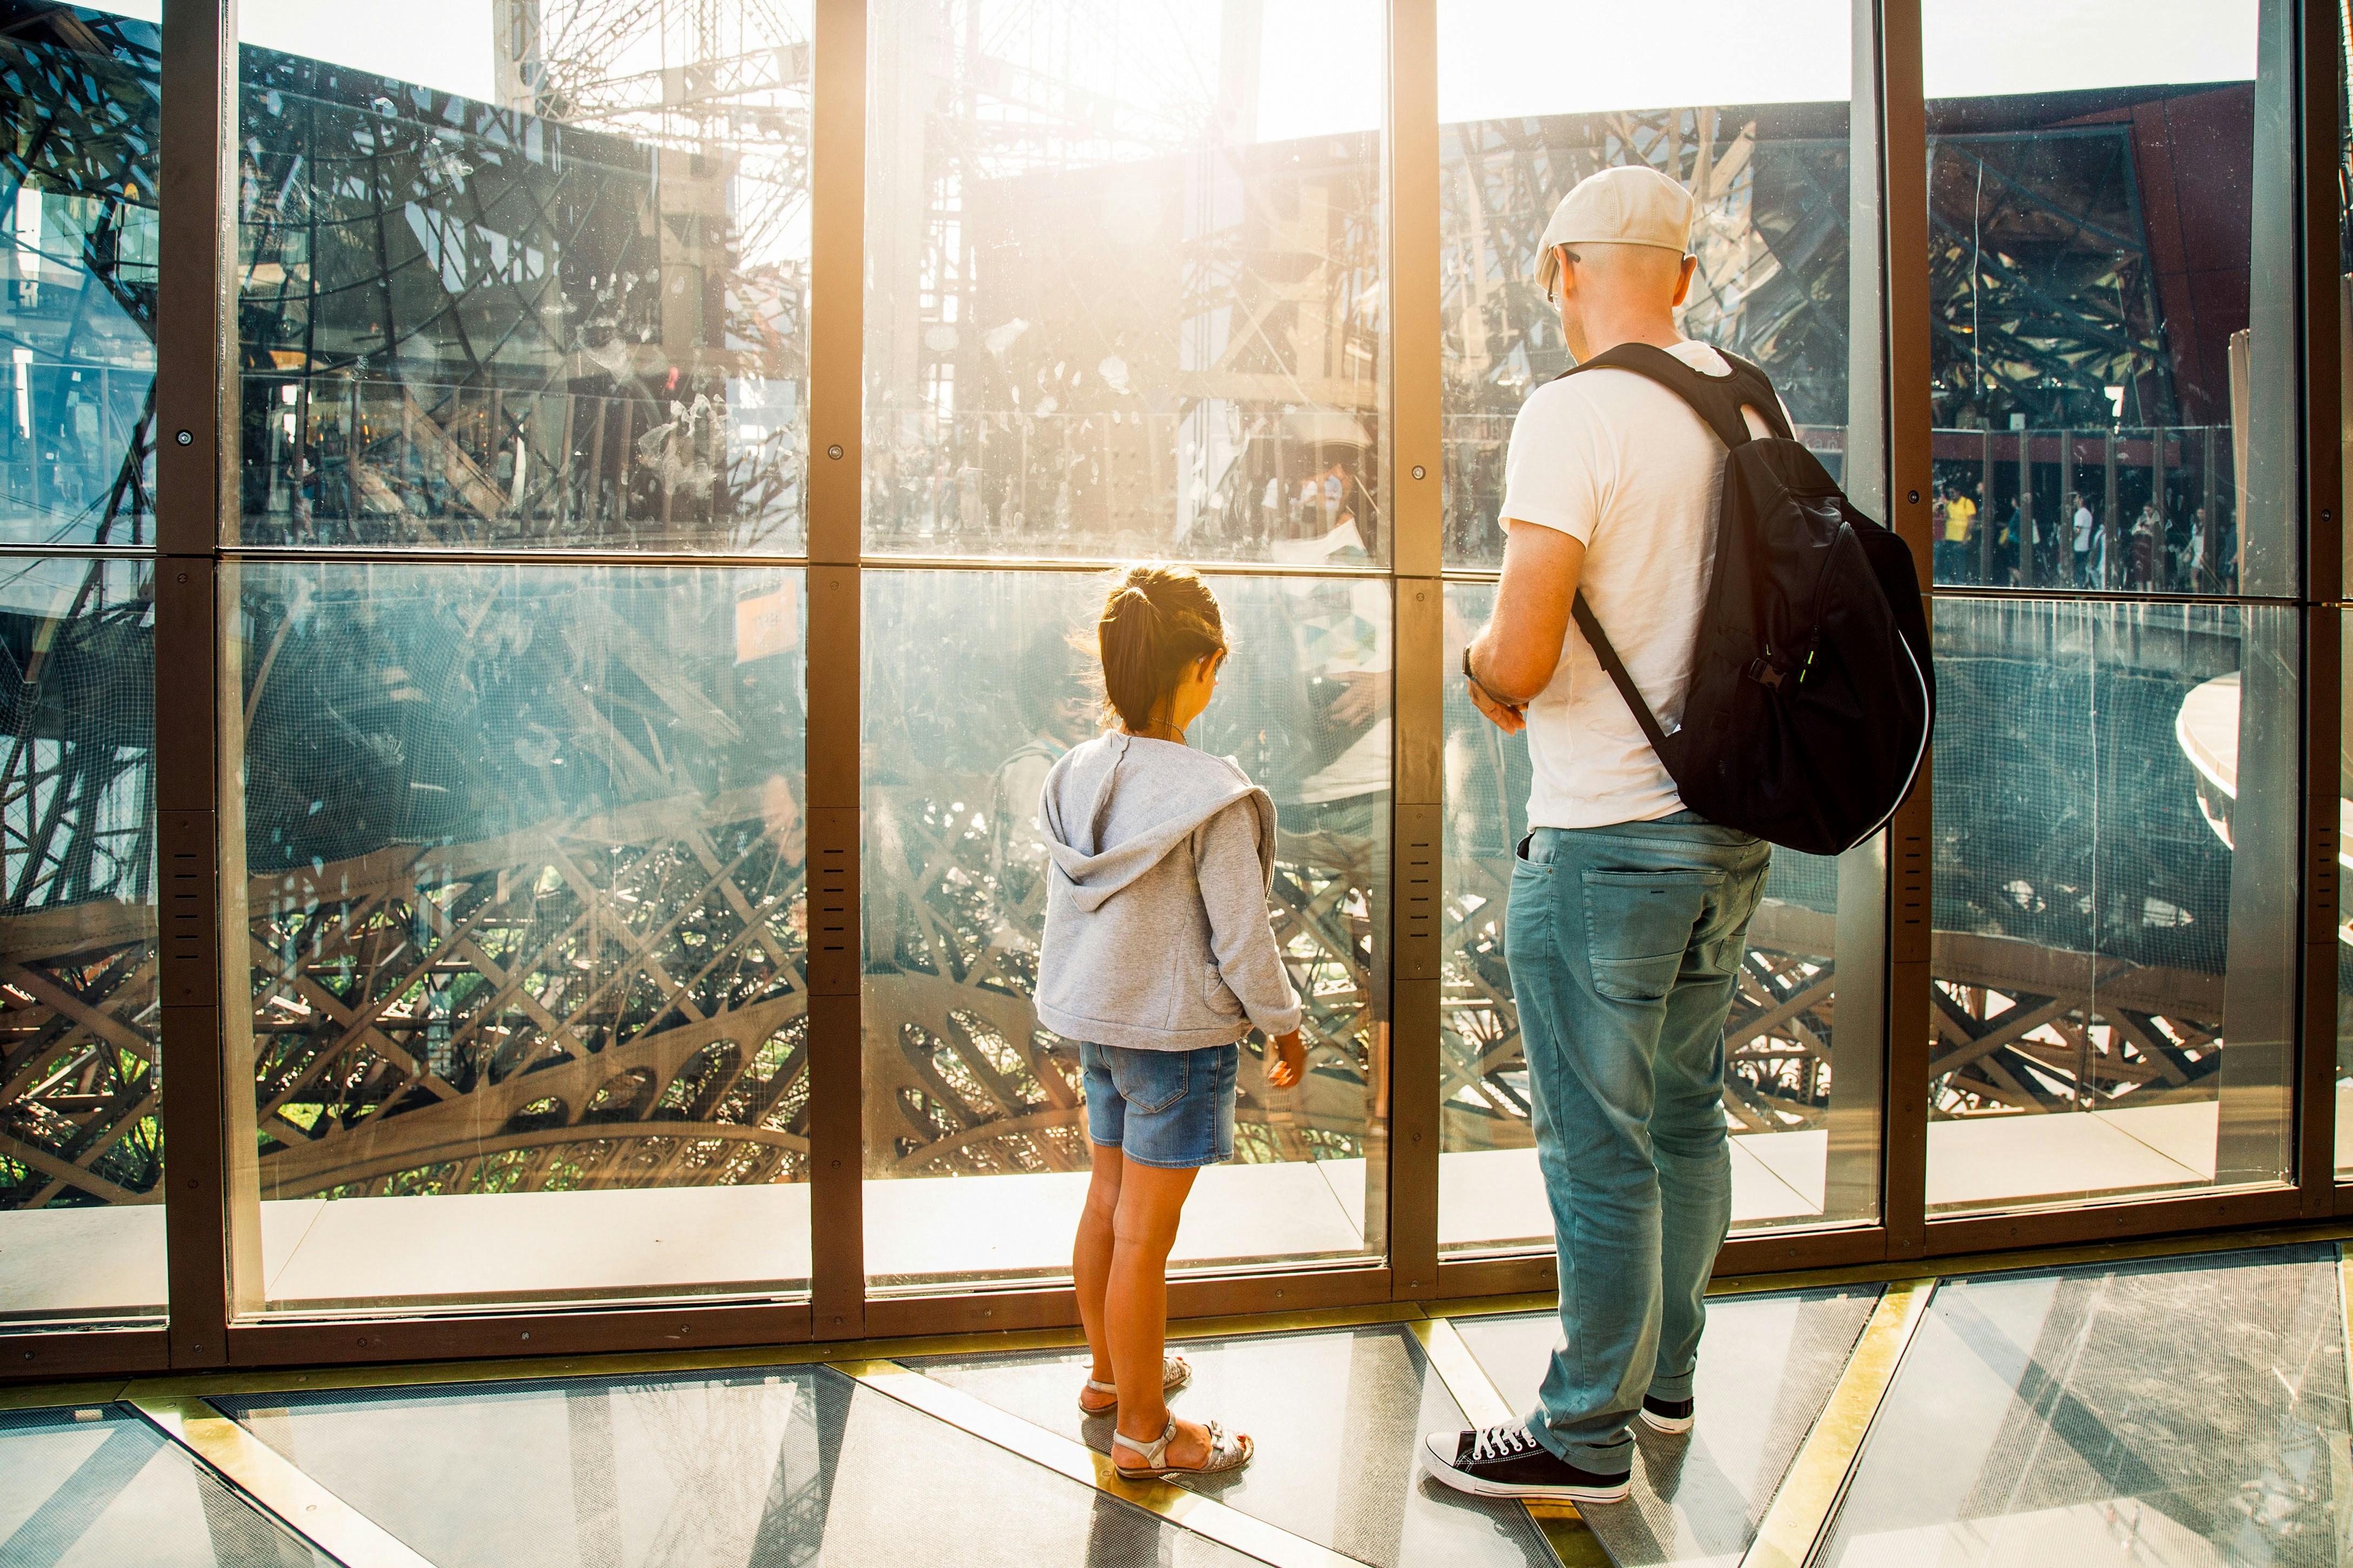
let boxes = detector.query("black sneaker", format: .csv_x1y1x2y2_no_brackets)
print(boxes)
1639,1394,1694,1435
1420,1422,1631,1503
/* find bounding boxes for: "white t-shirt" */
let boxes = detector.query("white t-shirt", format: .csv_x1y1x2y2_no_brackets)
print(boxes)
2072,506,2094,551
1498,340,1773,830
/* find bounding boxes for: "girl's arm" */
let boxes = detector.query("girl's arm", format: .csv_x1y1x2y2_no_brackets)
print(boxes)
1196,802,1303,1039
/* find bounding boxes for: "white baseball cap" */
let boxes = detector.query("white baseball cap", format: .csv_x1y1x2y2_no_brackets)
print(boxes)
1534,165,1695,294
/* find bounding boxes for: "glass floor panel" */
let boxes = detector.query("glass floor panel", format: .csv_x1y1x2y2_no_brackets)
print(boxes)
1455,1287,1882,1568
1819,1244,2349,1566
0,1404,337,1568
914,1322,1558,1567
213,1367,1257,1568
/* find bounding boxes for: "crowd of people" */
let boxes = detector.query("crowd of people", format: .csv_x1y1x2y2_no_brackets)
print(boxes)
1928,478,2229,592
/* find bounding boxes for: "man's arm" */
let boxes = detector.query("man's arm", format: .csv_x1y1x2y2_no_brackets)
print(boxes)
1464,521,1586,735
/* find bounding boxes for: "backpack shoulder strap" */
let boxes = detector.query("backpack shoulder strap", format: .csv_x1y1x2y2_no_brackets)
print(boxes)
1564,342,1793,447
1570,590,1672,755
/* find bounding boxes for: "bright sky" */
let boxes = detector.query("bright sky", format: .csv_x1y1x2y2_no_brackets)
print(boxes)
83,0,2259,132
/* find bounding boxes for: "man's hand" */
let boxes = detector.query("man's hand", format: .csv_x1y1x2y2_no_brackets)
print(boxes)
1464,521,1584,736
1465,667,1526,735
1265,1030,1306,1089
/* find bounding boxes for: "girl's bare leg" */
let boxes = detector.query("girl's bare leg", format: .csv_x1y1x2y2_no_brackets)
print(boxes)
1109,1158,1224,1467
1074,1139,1124,1391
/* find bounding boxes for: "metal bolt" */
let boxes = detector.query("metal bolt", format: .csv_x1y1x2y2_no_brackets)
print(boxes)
1411,464,1426,480
175,429,192,446
1907,489,1920,504
826,443,843,460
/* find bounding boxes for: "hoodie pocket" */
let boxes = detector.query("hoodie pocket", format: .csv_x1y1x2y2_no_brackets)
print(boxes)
1201,963,1245,1019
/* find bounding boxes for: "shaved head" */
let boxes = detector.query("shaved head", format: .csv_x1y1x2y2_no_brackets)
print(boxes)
1548,240,1698,364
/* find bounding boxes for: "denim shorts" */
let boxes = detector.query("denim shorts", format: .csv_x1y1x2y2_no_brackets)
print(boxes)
1079,1041,1239,1169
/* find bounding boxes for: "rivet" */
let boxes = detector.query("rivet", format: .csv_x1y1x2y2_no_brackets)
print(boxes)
520,1331,530,1341
175,429,192,446
1411,464,1426,480
827,443,843,460
1907,489,1921,504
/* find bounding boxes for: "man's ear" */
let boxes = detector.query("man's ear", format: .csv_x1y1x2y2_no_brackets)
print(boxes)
1671,253,1698,307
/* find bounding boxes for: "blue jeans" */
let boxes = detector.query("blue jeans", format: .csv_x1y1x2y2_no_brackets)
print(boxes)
1507,813,1769,1473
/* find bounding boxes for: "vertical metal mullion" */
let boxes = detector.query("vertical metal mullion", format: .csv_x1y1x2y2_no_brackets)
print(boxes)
2298,0,2342,1212
1384,0,1440,1298
805,0,867,1337
156,0,249,1364
1875,0,1934,1260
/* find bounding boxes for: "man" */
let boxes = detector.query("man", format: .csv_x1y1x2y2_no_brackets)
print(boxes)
1939,484,1958,583
1945,483,1977,584
2070,490,2095,587
1420,164,1772,1505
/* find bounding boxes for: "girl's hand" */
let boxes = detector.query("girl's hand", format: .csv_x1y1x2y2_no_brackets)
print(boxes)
1266,1031,1306,1089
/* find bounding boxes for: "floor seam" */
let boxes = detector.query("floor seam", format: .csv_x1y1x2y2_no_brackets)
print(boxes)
125,1391,433,1568
1736,1277,1936,1568
832,1355,1361,1568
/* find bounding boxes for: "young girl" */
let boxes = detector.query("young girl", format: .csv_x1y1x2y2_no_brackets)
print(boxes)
1034,564,1308,1480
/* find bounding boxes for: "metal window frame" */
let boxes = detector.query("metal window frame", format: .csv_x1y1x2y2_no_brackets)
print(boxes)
0,0,2335,1382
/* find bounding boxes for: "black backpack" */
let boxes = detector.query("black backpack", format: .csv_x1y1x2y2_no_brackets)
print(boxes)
1563,343,1933,858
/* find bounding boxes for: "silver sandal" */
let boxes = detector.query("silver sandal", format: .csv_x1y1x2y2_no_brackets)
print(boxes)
1077,1352,1190,1414
1112,1415,1252,1480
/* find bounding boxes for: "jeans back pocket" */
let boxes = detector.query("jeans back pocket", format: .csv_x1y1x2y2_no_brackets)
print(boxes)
1581,867,1720,1002
1108,1047,1190,1114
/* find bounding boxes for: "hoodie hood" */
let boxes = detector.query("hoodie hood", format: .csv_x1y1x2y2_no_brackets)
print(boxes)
1038,733,1276,912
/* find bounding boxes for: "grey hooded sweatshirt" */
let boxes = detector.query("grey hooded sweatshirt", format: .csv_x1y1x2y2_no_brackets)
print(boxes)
1034,732,1304,1052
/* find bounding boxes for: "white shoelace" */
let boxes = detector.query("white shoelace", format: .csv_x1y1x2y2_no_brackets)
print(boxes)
1468,1423,1539,1464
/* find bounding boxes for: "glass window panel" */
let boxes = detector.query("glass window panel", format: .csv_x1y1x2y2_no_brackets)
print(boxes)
862,569,1387,1290
0,9,159,549
1438,584,1871,1253
1433,2,1880,1248
235,4,810,552
1437,1,1869,570
861,0,1389,564
0,556,158,1324
1928,598,2295,1213
232,563,808,1310
1922,0,2290,596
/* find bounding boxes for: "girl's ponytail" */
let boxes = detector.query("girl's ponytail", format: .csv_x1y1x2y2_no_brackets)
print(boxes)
1097,566,1226,733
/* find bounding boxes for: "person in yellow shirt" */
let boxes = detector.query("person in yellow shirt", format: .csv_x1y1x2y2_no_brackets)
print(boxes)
1942,484,1977,583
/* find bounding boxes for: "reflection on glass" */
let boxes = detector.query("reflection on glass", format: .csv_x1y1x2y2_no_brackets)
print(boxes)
234,564,808,1309
1436,2,1864,569
1928,597,2295,1212
862,0,1387,563
1437,584,1863,1251
237,5,810,551
0,11,159,549
1819,1249,2346,1563
0,556,158,1322
1922,0,2285,595
862,570,1388,1288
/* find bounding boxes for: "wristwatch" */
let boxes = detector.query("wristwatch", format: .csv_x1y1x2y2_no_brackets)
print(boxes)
1462,645,1497,703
